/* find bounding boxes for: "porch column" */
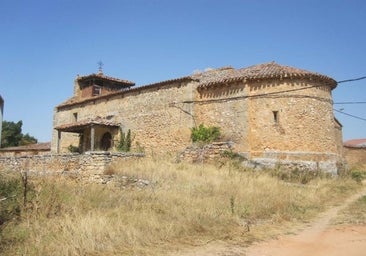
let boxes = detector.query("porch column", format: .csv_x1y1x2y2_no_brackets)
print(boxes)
90,125,95,151
57,130,61,153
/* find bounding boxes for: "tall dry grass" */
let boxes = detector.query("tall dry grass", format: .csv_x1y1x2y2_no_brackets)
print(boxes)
0,158,361,255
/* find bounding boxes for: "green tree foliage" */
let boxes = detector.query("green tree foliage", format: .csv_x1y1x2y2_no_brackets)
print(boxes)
1,121,37,148
20,133,38,146
190,124,221,143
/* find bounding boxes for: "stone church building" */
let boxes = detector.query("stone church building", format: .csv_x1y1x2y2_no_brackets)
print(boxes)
52,62,343,172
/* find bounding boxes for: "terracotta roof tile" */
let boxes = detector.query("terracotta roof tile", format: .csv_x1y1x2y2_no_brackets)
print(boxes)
0,142,51,152
196,62,337,89
344,138,366,148
57,76,192,109
77,73,135,86
55,117,120,132
57,62,336,109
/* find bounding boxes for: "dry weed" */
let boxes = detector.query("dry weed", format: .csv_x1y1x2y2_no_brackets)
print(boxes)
0,158,361,255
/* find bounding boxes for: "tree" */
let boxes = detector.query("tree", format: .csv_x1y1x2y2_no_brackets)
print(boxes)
1,121,37,148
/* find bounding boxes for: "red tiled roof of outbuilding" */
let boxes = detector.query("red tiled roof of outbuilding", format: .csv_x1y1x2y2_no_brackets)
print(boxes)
0,142,51,152
344,138,366,148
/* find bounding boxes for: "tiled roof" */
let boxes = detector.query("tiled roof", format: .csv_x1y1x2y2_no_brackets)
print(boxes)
57,76,192,109
0,142,51,152
57,62,336,109
56,88,124,108
55,116,120,132
195,62,337,89
344,138,366,148
77,73,135,86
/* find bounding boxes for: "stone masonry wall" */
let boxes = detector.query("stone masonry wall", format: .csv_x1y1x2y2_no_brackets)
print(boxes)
179,142,341,174
52,75,342,173
0,152,144,180
179,142,235,163
195,78,341,163
195,81,250,152
53,81,196,154
247,80,337,157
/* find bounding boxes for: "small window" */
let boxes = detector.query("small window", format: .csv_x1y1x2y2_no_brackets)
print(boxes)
92,85,101,96
73,112,78,122
273,111,279,123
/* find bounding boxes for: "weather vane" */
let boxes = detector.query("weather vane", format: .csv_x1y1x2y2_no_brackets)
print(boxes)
97,61,104,74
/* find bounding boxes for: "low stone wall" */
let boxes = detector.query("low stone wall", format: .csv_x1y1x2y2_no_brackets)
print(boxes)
244,157,343,175
0,151,144,179
179,142,343,174
179,142,234,163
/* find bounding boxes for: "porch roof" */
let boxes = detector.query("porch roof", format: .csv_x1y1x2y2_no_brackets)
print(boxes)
55,117,120,133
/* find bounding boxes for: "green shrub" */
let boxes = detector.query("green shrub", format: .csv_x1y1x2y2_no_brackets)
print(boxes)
221,150,245,161
350,170,366,183
190,124,221,143
67,145,80,153
117,129,132,152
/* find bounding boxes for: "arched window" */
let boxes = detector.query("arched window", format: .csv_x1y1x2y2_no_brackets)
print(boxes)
101,132,112,151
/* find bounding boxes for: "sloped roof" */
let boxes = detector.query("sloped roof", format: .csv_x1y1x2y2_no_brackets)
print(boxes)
57,76,192,109
55,116,120,132
195,62,337,89
56,62,336,109
344,138,366,148
76,72,135,86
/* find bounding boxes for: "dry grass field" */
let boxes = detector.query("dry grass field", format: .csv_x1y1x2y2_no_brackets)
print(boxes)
0,157,362,255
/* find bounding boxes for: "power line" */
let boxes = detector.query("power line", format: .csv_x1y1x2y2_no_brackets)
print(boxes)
333,109,366,122
337,76,366,84
334,101,366,104
182,84,327,105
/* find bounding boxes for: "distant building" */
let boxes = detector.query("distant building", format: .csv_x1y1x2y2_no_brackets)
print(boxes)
0,95,3,148
343,138,366,169
344,138,366,148
0,142,51,157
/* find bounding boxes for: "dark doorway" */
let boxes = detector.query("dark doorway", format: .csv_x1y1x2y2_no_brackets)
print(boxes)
101,132,112,151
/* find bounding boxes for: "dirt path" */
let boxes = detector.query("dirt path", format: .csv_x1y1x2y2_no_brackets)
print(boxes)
172,186,366,256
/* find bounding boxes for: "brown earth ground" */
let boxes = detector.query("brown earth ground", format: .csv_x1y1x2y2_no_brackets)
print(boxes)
171,184,366,256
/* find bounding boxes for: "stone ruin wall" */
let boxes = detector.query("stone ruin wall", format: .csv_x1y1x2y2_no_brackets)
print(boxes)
179,142,341,174
0,152,144,182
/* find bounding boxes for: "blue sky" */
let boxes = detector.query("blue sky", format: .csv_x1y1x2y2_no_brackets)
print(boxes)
1,0,365,142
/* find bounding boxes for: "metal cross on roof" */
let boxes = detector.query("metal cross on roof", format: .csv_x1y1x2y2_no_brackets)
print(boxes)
97,61,104,74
